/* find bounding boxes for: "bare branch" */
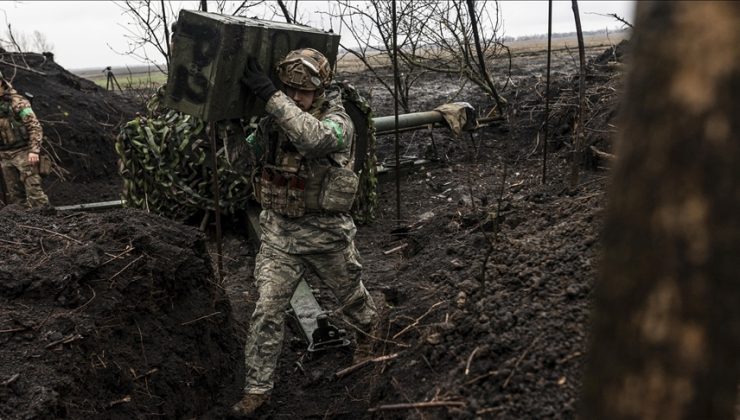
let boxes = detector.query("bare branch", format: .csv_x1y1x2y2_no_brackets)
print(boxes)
276,0,292,23
607,12,633,28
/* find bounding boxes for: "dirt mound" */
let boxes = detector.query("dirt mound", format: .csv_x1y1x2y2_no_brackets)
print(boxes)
0,52,141,205
592,39,630,66
0,205,241,419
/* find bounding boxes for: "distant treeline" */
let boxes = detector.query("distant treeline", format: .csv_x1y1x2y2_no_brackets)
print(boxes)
337,28,629,54
504,28,629,42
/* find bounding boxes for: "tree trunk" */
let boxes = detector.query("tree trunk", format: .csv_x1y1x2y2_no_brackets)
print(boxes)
580,2,740,419
569,0,586,188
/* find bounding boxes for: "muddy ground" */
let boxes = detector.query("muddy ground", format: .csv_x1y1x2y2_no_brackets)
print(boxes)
0,39,626,419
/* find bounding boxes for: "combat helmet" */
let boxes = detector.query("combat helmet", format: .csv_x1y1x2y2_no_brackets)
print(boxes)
276,48,332,93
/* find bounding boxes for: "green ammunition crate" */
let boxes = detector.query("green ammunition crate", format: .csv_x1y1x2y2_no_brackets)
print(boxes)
165,10,341,121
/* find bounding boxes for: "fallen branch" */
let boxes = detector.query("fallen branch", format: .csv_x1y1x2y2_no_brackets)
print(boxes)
464,346,480,375
392,301,445,339
108,255,144,284
1,373,20,386
0,59,47,75
17,224,83,244
181,311,222,326
132,368,159,381
383,243,408,255
70,285,97,314
342,319,410,349
335,352,400,379
45,333,84,349
502,334,541,388
464,369,502,386
17,224,117,258
477,406,505,415
101,245,135,266
108,395,131,408
590,145,616,162
0,238,33,246
0,327,27,334
369,400,466,412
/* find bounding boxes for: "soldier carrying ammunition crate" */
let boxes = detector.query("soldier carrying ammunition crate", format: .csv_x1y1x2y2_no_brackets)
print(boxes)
232,48,379,416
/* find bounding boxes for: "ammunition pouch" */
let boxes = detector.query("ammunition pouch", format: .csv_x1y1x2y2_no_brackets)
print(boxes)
255,167,306,218
37,154,52,176
318,166,358,213
0,115,29,151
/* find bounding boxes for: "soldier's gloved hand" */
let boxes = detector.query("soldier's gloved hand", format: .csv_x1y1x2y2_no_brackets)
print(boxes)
242,57,278,102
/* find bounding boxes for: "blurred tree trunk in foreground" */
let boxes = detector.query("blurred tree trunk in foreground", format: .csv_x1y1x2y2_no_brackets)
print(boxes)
580,2,739,419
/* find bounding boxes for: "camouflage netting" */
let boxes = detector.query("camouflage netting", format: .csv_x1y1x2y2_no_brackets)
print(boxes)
116,83,378,223
116,88,251,222
340,81,378,224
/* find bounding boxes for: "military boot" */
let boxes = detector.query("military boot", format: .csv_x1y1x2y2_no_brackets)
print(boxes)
352,320,380,364
231,393,269,417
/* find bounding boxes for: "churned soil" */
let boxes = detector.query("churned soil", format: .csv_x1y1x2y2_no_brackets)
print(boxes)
0,206,241,419
0,39,627,419
217,40,626,419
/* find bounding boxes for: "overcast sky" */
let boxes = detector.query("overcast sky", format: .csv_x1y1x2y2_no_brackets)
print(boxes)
0,1,635,71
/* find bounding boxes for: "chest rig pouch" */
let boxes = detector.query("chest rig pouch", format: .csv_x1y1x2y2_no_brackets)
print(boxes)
318,165,358,213
0,100,29,150
255,144,308,218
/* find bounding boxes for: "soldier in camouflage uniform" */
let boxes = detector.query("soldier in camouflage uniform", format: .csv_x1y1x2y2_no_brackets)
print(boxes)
232,48,378,416
0,74,49,207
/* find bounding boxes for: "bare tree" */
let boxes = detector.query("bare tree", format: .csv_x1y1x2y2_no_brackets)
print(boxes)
397,0,509,111
2,23,27,52
325,0,425,113
114,0,267,74
31,30,53,53
0,23,45,78
115,0,178,74
0,11,52,54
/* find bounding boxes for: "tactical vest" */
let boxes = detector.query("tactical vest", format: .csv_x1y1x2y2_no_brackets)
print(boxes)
0,98,29,151
254,97,358,218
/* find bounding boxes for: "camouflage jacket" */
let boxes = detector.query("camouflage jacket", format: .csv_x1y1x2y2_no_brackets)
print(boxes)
0,89,43,153
247,89,357,254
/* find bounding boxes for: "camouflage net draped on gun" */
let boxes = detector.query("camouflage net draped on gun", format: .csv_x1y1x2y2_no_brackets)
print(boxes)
116,83,377,223
116,90,252,222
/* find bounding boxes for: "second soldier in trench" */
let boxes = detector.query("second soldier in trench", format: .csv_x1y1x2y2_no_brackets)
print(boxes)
0,73,50,208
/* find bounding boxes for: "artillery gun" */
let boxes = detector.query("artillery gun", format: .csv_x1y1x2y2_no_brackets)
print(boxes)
84,10,480,352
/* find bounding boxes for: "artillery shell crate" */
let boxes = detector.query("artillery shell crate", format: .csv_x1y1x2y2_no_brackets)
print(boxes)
165,10,341,121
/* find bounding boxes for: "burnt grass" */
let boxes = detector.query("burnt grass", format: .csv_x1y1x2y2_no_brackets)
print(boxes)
0,41,627,419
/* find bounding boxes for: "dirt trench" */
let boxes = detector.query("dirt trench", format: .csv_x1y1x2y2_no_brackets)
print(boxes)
0,40,627,419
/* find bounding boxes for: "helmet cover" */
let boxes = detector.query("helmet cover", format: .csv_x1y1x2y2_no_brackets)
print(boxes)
277,48,332,92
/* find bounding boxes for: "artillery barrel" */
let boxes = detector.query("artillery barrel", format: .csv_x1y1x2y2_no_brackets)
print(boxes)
372,111,445,135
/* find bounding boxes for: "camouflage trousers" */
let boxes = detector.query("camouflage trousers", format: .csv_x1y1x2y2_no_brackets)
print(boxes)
243,241,377,394
0,148,49,207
